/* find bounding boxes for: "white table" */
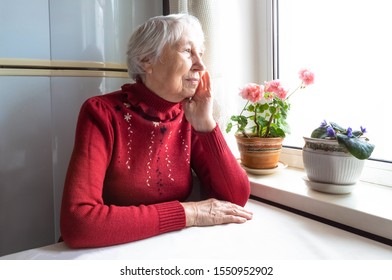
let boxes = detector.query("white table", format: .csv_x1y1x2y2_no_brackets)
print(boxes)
1,199,391,260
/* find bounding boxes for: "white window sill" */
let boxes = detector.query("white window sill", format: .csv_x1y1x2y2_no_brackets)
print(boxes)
248,148,392,245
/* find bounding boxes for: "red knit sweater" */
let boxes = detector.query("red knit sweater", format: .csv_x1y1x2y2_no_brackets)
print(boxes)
60,81,250,248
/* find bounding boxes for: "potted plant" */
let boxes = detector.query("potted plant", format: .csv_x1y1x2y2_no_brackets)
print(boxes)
226,69,315,169
303,120,375,193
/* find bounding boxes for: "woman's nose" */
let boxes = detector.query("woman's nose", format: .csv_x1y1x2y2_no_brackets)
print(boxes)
191,53,206,71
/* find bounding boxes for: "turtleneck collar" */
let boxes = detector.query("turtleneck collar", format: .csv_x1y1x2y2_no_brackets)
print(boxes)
121,80,183,122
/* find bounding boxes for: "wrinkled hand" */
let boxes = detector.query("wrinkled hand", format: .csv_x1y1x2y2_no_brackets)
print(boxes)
182,71,216,132
181,198,253,227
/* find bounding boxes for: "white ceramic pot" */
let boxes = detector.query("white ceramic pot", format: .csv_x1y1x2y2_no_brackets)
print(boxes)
303,137,365,189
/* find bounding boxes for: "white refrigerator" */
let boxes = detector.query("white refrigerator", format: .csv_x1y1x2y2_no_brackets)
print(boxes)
0,0,163,256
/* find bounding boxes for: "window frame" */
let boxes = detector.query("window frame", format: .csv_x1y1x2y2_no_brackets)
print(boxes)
264,0,392,188
247,0,392,244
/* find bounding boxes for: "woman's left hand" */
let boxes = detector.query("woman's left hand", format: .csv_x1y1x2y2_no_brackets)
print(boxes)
182,71,216,132
181,198,253,227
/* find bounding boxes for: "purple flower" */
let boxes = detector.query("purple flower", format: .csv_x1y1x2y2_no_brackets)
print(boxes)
360,126,367,133
320,120,328,127
347,127,353,137
326,126,336,137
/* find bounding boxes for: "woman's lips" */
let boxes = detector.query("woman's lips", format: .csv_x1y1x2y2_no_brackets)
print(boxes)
186,78,199,85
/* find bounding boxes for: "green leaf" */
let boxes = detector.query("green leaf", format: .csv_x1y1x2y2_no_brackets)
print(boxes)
256,116,268,127
237,116,248,131
247,104,255,112
226,122,233,133
270,126,286,138
336,134,375,160
352,130,363,137
277,120,290,134
269,106,277,115
330,122,346,133
259,103,269,112
311,126,328,138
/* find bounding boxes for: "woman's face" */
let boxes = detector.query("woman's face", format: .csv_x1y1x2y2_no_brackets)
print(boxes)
143,31,206,102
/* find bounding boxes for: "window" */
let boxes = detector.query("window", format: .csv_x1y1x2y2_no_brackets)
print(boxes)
277,0,391,163
251,0,392,240
197,0,390,186
199,0,391,242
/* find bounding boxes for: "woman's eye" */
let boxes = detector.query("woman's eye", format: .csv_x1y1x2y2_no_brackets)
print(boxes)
185,48,192,54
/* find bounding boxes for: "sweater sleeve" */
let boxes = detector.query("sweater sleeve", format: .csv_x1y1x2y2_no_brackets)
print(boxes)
190,125,250,206
60,97,185,248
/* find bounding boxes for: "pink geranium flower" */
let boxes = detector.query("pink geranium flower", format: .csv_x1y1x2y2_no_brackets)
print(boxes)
239,83,263,103
264,80,288,99
299,68,315,86
264,80,281,93
275,87,288,99
227,68,315,138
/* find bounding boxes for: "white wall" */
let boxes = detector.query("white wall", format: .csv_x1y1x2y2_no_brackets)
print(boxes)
0,0,163,257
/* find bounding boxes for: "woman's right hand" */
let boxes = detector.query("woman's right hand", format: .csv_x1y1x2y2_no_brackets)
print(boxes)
181,198,253,227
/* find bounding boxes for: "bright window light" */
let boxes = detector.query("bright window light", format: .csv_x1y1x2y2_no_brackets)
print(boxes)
278,0,391,162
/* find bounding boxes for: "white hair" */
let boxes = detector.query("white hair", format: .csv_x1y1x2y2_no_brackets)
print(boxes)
126,14,205,81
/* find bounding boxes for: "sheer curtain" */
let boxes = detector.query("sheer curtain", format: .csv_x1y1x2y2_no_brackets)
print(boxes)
167,0,270,151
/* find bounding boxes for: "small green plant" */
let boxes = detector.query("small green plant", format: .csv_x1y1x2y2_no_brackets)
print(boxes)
310,120,375,160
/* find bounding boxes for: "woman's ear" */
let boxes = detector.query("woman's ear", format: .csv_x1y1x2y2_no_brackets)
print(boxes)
141,57,153,74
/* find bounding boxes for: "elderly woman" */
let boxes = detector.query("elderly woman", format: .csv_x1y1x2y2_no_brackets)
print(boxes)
60,14,252,248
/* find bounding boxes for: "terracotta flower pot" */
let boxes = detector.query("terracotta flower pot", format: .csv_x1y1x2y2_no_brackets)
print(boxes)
235,134,283,169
